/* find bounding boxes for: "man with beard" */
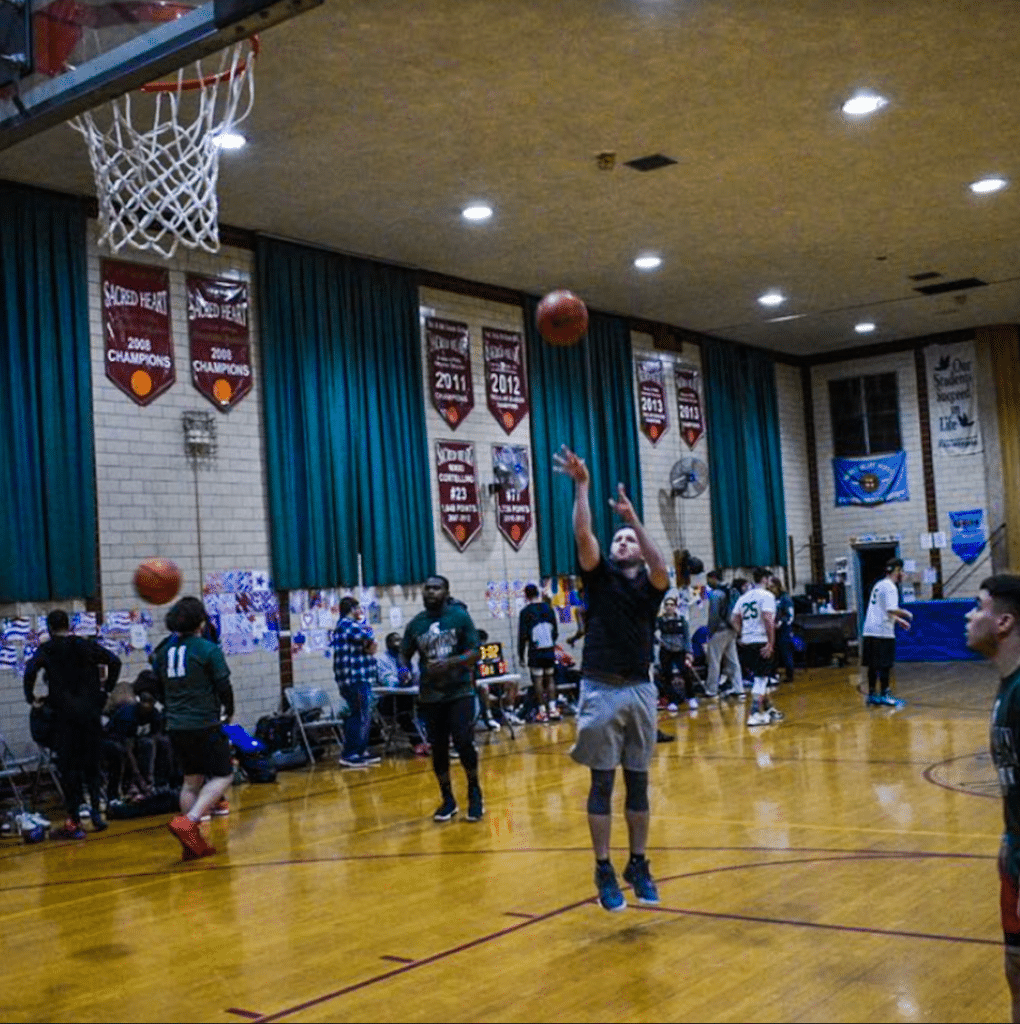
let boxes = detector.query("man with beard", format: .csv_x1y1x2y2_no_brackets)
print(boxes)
553,445,669,912
966,573,1020,1023
401,575,483,822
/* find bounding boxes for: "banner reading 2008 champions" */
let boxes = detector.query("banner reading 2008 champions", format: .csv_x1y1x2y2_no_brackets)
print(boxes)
187,275,252,410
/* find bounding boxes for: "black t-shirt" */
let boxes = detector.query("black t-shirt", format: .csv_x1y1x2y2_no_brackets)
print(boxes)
23,635,122,721
580,555,667,683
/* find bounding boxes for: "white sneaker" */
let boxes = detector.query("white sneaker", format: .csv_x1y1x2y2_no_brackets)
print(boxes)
485,719,501,732
767,706,785,722
667,702,679,713
736,691,747,702
505,711,523,725
747,711,771,727
687,698,699,710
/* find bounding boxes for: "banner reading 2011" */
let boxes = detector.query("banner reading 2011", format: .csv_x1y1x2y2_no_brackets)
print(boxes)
102,259,174,405
436,440,482,551
426,317,474,429
187,275,252,411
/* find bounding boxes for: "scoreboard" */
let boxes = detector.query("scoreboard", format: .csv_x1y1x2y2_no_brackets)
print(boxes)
477,640,508,678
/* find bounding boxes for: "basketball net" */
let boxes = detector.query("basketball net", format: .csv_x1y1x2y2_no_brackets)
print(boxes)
70,40,256,258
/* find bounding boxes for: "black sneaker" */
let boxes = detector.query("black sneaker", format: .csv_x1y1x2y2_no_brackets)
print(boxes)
433,796,458,822
656,729,675,743
91,812,108,832
623,856,660,905
466,787,484,822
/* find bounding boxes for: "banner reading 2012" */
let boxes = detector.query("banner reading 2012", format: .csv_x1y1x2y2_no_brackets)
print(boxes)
187,275,252,411
483,327,529,434
102,260,174,406
436,440,482,551
426,317,474,429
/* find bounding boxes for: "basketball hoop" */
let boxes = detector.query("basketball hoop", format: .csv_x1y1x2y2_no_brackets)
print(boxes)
68,2,259,258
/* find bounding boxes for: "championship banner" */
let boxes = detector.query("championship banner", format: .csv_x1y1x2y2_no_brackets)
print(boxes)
482,326,529,434
425,317,474,429
102,259,174,405
492,444,532,550
927,340,983,456
186,275,252,411
674,363,704,449
436,440,482,551
833,451,909,506
636,357,668,443
948,508,986,564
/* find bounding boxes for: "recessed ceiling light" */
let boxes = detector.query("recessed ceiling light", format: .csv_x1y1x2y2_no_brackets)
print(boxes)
758,291,785,307
855,322,876,334
462,204,493,221
969,176,1008,195
213,131,246,150
634,255,662,270
841,92,888,117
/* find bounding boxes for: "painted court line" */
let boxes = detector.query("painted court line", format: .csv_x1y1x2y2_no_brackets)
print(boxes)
226,1009,263,1019
379,955,415,964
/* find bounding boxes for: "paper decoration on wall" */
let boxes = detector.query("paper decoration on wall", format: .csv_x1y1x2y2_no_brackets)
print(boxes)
425,317,474,428
833,451,909,506
492,444,533,550
187,274,252,411
637,357,669,443
483,326,529,434
674,363,705,449
927,340,983,456
102,259,175,405
436,439,482,551
948,508,987,564
203,569,279,656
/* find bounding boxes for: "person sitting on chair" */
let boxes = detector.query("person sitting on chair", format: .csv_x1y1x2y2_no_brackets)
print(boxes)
376,632,428,756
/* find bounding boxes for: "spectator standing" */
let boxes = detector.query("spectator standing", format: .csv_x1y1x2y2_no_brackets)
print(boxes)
704,570,743,701
333,596,381,768
861,558,913,707
732,568,782,727
23,609,122,838
771,577,796,683
518,583,560,722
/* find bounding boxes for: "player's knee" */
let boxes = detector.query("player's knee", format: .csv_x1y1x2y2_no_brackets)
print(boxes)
587,768,615,815
623,769,649,812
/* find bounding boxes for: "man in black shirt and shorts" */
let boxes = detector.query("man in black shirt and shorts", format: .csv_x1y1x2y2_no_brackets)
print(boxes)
553,444,670,912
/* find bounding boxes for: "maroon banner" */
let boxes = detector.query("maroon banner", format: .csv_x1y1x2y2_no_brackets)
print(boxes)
186,275,252,411
102,260,174,405
426,317,474,429
483,326,529,434
492,444,532,550
675,363,705,449
636,357,668,444
436,440,482,551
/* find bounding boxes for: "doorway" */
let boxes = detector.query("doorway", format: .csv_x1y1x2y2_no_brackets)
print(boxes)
854,543,899,632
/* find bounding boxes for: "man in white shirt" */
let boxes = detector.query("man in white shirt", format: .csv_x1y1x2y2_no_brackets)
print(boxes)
862,558,913,707
732,568,782,727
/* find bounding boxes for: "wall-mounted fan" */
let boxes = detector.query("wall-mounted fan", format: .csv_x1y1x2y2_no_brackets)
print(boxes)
669,456,709,498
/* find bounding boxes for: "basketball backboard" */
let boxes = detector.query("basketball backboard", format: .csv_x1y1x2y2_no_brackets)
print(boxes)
0,0,321,149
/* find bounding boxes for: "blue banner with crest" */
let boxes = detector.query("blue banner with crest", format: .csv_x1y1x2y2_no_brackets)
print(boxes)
948,508,986,564
832,451,909,506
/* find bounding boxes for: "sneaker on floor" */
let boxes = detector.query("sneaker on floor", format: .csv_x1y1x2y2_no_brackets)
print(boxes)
211,798,230,817
881,693,906,708
687,698,699,710
53,819,86,840
338,755,370,768
747,710,771,727
466,787,485,822
595,861,626,912
767,706,785,722
433,796,458,822
504,711,523,725
168,814,212,859
91,812,108,832
866,693,884,706
362,754,383,765
535,709,548,723
655,729,675,743
736,691,747,702
548,710,562,722
413,743,431,757
484,719,501,732
78,804,91,819
623,856,660,906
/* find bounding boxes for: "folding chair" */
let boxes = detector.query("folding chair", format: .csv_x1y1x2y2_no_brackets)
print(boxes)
283,687,348,764
0,730,37,813
30,743,64,808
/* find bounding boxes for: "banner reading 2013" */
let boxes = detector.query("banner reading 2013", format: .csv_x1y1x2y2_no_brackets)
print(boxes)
187,275,252,411
102,259,174,406
426,317,474,429
436,440,482,551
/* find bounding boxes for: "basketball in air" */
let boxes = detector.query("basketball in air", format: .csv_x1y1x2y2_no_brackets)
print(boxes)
133,558,182,605
536,290,589,346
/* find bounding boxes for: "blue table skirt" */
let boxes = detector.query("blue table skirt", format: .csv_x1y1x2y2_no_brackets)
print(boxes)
895,600,980,661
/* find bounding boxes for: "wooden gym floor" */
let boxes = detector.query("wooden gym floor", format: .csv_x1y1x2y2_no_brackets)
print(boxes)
0,660,1009,1023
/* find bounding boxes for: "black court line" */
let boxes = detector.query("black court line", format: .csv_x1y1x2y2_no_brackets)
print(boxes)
226,1010,262,1020
379,955,415,963
243,851,997,1023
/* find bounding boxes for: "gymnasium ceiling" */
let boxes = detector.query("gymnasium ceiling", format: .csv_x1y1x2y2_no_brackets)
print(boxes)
3,0,1020,357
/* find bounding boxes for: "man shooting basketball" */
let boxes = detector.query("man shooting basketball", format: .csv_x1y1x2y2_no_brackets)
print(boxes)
553,444,669,911
966,573,1020,1023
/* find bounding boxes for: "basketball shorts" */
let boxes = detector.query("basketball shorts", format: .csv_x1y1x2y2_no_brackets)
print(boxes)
862,636,897,670
738,642,771,679
570,677,656,773
528,649,556,671
170,726,233,778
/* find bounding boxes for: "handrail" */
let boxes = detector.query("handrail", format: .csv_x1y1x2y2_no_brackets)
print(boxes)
942,522,1007,598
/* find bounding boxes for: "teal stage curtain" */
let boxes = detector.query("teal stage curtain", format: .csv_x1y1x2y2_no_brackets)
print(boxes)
256,238,434,588
0,183,97,602
525,300,642,578
701,338,787,568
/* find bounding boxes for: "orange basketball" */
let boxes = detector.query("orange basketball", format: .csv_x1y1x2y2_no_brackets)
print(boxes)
133,558,182,605
536,290,589,346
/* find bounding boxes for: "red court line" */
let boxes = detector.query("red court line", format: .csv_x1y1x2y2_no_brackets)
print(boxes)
226,1009,263,1019
379,955,415,963
503,911,537,919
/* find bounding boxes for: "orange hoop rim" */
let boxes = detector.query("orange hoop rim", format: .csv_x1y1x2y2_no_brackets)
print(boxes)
140,33,259,93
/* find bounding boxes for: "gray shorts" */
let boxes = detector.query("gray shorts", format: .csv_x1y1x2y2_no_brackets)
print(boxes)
570,677,657,772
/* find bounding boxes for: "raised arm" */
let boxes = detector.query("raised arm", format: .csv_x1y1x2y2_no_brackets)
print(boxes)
553,445,600,572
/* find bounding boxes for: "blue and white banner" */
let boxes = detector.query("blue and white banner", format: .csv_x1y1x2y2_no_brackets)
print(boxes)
948,508,986,564
833,451,909,506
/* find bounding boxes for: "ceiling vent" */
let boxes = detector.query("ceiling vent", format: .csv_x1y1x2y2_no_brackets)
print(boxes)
624,153,677,172
913,277,987,296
